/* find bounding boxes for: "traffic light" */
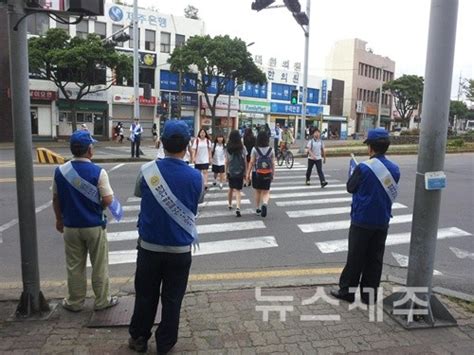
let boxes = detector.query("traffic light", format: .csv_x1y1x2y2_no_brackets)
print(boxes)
251,0,275,11
65,0,104,16
283,0,301,13
291,89,298,105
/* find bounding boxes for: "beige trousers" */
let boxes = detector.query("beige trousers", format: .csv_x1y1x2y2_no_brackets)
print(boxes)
63,226,110,310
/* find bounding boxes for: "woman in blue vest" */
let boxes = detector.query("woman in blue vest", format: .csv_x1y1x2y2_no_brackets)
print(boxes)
128,120,203,354
331,128,400,305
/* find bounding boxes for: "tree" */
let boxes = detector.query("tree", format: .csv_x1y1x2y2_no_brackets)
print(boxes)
463,79,474,102
168,35,266,133
184,5,200,19
383,74,424,125
28,28,132,132
449,100,468,126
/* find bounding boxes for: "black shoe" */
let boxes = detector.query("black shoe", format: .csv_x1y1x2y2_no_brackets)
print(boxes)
128,336,148,353
236,209,241,217
330,289,355,303
321,181,328,188
256,208,261,215
261,204,267,218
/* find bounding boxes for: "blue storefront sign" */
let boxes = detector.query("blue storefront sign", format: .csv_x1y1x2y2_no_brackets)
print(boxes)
161,92,198,107
203,75,235,95
108,5,167,28
160,70,197,92
238,82,267,99
321,80,327,105
270,102,324,116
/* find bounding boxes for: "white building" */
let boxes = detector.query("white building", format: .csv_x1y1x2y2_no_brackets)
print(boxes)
26,1,205,139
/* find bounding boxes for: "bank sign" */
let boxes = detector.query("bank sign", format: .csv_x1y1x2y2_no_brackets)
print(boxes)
270,102,324,116
108,4,167,28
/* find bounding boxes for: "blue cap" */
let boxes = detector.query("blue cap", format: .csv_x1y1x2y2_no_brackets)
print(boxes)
364,128,389,143
70,130,97,148
162,120,190,140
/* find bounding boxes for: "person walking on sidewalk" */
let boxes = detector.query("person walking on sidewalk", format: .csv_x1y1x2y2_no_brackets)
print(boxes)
331,128,400,305
192,128,212,190
226,130,248,217
305,128,328,187
211,133,226,189
246,130,275,218
52,130,118,312
130,118,143,158
128,120,203,354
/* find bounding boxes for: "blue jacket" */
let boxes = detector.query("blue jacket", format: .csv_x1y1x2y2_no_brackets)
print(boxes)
55,161,106,228
347,155,400,229
137,158,203,246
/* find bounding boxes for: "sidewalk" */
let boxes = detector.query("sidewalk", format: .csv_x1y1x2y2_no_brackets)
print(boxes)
1,280,473,354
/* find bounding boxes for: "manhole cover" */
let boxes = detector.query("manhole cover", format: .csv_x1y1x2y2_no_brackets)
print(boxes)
88,296,161,328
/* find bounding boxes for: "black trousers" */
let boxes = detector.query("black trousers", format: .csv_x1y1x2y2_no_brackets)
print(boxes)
129,247,192,353
338,224,388,302
274,138,280,154
131,136,141,158
305,159,325,184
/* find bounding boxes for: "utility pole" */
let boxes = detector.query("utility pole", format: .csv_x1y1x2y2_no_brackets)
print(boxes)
7,0,49,317
133,0,139,120
299,0,310,151
384,0,459,329
376,67,384,128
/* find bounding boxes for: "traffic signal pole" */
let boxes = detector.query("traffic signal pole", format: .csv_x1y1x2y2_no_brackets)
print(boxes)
133,0,140,120
7,0,49,317
383,0,459,329
299,0,310,152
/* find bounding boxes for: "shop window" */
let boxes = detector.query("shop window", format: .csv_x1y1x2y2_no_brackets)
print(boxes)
95,21,106,40
175,34,185,48
145,29,156,51
27,13,49,35
76,19,89,39
129,28,141,49
160,32,171,53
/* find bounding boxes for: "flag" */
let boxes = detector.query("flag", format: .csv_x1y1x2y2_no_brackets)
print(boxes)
348,153,358,179
108,197,124,222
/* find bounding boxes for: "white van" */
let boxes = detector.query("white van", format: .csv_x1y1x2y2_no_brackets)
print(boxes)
465,120,474,131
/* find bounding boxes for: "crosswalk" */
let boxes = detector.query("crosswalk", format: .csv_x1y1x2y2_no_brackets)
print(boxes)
101,160,473,270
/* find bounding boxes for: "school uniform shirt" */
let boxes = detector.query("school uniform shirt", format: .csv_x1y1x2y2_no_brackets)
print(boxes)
194,138,211,164
306,138,324,160
211,143,226,166
53,158,113,228
183,141,192,163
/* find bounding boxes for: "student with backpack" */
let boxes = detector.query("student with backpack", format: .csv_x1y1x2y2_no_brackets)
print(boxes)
192,128,212,189
211,133,226,189
246,130,275,217
225,130,248,217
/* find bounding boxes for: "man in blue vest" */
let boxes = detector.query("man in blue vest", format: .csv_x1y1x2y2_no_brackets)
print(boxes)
331,128,400,305
52,130,118,312
128,120,203,354
130,118,144,158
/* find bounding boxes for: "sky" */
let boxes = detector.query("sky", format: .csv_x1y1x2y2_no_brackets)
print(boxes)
133,0,473,100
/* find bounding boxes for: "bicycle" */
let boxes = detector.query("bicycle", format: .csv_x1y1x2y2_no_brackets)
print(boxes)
276,143,294,169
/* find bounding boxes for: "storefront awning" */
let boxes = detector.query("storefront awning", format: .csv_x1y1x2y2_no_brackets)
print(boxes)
57,100,108,112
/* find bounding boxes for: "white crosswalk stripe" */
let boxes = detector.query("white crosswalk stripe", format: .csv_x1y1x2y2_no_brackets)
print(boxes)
274,174,332,180
270,179,340,186
276,197,352,207
271,190,349,199
315,227,471,254
271,184,345,191
287,203,406,218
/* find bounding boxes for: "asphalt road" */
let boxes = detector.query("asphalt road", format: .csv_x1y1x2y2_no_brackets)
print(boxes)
0,153,473,295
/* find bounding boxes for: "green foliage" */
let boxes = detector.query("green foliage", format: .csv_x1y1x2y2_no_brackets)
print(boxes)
400,128,420,136
447,138,464,147
449,100,468,119
28,28,132,131
168,35,266,127
463,79,474,101
383,74,424,125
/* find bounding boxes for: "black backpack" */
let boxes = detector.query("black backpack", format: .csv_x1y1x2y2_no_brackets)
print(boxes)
228,151,245,178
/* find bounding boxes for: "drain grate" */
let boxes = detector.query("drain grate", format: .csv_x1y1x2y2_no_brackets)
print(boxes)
88,296,161,328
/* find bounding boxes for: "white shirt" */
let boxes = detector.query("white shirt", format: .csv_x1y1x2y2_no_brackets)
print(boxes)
193,138,211,164
274,127,281,140
183,141,192,163
211,143,226,166
156,142,165,160
306,138,324,160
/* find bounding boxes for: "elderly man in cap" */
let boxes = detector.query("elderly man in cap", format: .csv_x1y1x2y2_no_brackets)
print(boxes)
128,120,203,354
130,118,144,158
52,130,118,312
331,128,400,305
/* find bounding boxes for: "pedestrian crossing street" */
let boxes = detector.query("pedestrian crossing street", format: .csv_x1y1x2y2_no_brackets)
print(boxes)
101,160,473,270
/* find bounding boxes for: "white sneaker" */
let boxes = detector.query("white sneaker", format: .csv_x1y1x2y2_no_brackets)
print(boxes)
219,183,223,190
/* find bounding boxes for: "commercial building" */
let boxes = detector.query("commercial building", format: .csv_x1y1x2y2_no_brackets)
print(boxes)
325,38,395,135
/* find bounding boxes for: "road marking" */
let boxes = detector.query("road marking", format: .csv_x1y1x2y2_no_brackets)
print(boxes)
204,192,246,199
0,201,52,237
276,197,353,207
449,247,474,260
270,179,340,186
271,190,349,199
287,203,406,218
274,167,313,172
97,236,278,266
316,227,471,253
108,221,266,241
270,184,345,191
391,252,443,275
274,174,332,180
0,176,53,183
299,214,413,233
108,163,125,172
201,199,251,207
127,197,140,203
